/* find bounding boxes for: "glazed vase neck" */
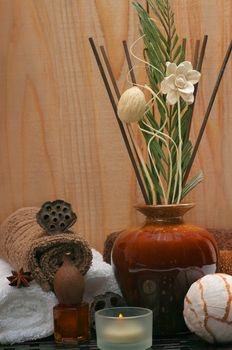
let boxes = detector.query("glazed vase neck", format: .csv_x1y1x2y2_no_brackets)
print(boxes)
135,203,195,224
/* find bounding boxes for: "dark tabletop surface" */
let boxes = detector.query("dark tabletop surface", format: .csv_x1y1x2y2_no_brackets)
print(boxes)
0,334,232,350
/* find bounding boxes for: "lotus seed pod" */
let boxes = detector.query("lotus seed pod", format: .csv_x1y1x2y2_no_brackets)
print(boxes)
184,273,232,344
117,86,146,123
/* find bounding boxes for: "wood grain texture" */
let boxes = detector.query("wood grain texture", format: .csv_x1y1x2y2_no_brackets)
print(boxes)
0,0,231,252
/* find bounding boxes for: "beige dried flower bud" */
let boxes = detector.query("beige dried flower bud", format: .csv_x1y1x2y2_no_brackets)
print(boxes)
117,86,146,123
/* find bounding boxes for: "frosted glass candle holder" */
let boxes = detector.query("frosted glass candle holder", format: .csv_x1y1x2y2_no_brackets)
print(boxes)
95,307,152,350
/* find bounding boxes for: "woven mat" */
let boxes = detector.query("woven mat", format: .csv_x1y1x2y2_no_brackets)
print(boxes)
1,334,232,350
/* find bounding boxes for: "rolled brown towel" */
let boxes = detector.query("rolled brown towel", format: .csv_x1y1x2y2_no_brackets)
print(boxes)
219,250,232,275
207,228,232,275
0,207,92,291
103,231,122,264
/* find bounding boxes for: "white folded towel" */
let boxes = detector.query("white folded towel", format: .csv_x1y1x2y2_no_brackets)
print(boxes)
84,249,121,303
0,249,120,344
0,259,57,344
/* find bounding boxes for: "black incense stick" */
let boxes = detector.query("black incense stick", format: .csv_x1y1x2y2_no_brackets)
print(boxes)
122,40,137,85
146,0,150,14
197,35,208,72
182,38,187,57
184,40,232,184
193,39,200,69
89,37,150,204
184,36,208,143
100,45,150,203
100,46,120,100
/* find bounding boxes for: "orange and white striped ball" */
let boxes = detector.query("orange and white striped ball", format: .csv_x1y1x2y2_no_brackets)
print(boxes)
184,273,232,343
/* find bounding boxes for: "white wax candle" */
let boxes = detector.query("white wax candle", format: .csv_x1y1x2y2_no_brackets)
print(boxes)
102,321,145,343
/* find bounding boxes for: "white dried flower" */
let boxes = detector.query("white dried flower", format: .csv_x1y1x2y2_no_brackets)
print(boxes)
160,61,201,105
117,86,146,123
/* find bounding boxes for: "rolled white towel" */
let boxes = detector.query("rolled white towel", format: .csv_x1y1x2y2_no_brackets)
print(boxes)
0,259,57,344
84,249,121,303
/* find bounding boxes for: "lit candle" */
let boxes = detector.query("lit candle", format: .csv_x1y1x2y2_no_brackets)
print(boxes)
95,307,152,350
102,313,145,343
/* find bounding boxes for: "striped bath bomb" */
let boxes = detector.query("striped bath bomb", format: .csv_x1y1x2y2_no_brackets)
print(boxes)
184,273,232,343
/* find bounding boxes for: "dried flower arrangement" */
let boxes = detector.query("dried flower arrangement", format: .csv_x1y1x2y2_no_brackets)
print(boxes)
89,0,231,205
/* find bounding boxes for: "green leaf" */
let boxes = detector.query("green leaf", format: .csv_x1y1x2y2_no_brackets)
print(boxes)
147,166,165,198
172,35,179,50
140,164,153,203
181,172,204,200
132,0,196,204
173,44,182,61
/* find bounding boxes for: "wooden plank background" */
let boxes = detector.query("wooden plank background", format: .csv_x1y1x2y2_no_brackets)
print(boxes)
0,0,231,252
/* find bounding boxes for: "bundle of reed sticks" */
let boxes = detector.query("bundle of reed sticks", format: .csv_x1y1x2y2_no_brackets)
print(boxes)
89,18,231,205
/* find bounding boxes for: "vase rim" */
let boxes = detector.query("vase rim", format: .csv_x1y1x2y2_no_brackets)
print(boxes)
135,203,195,210
135,203,195,221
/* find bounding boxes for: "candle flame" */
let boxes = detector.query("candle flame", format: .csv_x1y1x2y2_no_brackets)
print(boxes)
118,313,124,319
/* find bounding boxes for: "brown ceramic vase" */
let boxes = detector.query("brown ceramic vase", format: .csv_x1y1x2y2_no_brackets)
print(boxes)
112,203,219,336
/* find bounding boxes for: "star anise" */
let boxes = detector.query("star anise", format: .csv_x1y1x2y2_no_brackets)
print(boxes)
7,268,34,288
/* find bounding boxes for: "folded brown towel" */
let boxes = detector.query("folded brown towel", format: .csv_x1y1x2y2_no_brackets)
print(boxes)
0,207,92,291
207,228,232,250
206,229,232,275
219,250,232,275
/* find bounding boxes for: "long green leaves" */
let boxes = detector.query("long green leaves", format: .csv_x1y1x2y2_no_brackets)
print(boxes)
133,0,203,203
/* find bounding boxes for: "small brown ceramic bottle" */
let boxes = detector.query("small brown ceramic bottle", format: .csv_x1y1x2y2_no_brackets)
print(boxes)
53,253,90,343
